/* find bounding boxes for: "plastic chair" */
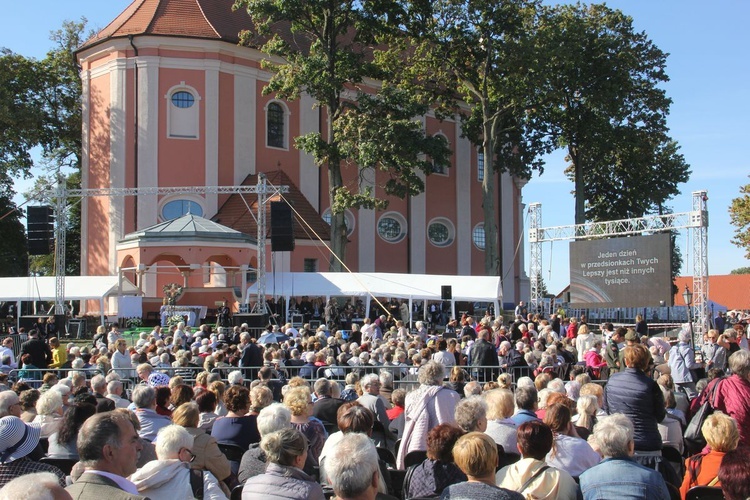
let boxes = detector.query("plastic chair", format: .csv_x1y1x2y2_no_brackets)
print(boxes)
685,486,725,500
404,450,427,469
217,443,246,462
376,447,397,469
230,484,243,500
39,457,77,475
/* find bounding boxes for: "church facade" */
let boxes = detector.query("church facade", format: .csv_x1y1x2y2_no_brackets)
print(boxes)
76,0,529,312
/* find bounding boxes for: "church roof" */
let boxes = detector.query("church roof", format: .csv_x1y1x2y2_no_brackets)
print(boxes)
79,0,292,51
213,170,331,242
120,213,254,244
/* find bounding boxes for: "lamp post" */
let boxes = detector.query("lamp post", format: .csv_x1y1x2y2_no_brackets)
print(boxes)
683,285,694,349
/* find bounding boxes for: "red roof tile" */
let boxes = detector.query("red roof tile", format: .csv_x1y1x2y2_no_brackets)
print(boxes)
81,0,248,49
674,275,750,310
213,170,331,242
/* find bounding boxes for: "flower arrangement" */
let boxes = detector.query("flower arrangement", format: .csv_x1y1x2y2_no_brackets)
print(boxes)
162,283,184,306
125,317,143,328
167,314,186,327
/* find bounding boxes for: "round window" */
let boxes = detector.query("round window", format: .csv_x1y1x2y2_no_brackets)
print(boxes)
171,91,195,109
472,224,486,250
428,218,455,247
377,213,407,243
322,209,355,236
162,200,203,220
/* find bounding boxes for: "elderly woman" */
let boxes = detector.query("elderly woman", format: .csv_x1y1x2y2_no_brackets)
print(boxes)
496,421,578,499
241,428,325,500
667,329,701,399
47,402,96,459
211,385,260,450
709,350,750,448
111,338,133,378
405,424,467,499
454,396,488,433
679,412,739,497
603,344,666,452
484,389,518,453
579,415,670,499
397,361,461,469
196,390,219,432
172,402,232,496
440,432,523,500
575,325,595,363
584,340,607,379
543,403,600,477
284,386,327,467
33,389,64,438
130,425,226,499
238,403,293,483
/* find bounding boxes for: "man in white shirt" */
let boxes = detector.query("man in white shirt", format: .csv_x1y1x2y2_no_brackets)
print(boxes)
0,337,16,369
284,322,299,339
105,380,131,409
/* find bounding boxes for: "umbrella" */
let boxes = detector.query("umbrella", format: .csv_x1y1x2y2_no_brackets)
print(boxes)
257,332,290,345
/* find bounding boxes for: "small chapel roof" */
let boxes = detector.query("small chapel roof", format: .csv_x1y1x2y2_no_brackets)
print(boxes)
120,213,254,244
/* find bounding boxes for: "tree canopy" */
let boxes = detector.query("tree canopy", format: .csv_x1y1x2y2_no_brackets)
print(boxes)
729,179,750,259
233,0,449,271
535,3,690,224
0,18,87,276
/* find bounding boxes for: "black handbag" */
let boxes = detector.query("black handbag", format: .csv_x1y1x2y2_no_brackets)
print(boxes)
684,377,724,453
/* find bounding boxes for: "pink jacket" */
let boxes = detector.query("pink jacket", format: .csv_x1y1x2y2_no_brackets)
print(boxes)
713,375,750,448
396,384,460,469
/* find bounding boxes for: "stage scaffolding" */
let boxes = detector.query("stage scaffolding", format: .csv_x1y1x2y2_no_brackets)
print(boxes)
528,191,709,346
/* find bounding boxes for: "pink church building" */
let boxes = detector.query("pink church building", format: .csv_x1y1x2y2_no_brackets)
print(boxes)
76,0,529,316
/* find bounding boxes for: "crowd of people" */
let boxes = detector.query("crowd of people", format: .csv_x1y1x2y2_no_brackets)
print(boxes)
0,308,748,499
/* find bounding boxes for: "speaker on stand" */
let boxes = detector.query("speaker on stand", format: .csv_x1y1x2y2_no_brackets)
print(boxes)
270,202,295,252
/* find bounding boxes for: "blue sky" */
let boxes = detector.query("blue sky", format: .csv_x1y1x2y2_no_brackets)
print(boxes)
2,1,748,293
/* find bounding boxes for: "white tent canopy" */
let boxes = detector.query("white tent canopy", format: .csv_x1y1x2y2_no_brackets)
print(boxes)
247,272,502,323
0,276,141,328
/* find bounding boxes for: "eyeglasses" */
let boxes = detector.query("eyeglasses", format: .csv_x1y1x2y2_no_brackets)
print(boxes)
180,447,196,462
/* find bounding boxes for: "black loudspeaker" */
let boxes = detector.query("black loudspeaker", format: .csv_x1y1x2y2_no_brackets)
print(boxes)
27,206,54,255
234,313,268,329
270,202,295,252
441,285,452,300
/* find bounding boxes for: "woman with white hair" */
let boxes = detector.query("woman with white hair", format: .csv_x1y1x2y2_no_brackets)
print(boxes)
667,329,701,399
396,360,461,469
130,424,227,499
242,428,324,500
33,389,64,438
579,415,670,499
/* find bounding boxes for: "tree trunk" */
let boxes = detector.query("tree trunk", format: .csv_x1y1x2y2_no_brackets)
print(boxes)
482,120,500,276
326,105,346,272
571,145,585,226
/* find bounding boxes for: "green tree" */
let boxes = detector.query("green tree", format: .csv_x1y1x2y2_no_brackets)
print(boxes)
232,0,448,271
729,179,750,259
730,267,750,275
536,3,689,225
400,0,549,276
4,19,87,277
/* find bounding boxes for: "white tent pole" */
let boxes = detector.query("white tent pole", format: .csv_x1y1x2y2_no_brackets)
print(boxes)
494,299,500,320
423,300,427,322
100,298,105,328
451,299,455,322
15,300,20,332
285,295,290,322
366,295,371,321
408,297,413,330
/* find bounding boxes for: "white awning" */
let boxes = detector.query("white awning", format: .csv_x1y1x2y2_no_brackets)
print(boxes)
0,276,140,301
248,272,502,302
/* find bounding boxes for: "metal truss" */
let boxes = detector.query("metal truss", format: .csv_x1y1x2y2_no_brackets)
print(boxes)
528,191,709,345
49,179,288,316
691,191,709,346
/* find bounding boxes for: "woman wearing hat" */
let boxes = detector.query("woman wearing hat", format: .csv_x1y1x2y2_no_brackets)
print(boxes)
0,416,65,488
